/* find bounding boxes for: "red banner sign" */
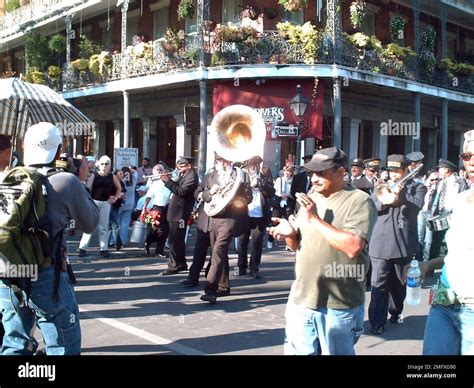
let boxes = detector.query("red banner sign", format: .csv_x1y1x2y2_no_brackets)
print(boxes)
213,78,324,140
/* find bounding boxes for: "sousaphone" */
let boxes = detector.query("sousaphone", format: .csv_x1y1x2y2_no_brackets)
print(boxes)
204,105,266,216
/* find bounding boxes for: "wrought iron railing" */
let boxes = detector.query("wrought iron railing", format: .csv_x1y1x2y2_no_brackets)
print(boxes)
0,0,93,39
61,30,473,95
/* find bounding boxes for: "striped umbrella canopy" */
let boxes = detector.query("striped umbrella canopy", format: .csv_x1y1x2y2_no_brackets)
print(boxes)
0,78,93,139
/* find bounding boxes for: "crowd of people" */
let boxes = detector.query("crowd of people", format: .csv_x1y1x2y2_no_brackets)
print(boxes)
0,123,473,356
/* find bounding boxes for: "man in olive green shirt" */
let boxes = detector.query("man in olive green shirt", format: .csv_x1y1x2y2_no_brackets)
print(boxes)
269,147,377,355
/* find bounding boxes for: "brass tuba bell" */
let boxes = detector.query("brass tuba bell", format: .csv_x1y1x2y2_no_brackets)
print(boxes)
204,105,266,217
210,104,266,163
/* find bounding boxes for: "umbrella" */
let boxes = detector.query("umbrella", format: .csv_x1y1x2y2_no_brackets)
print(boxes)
0,77,94,149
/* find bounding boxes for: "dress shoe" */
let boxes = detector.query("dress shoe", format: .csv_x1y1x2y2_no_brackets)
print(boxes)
116,243,123,251
159,269,179,276
181,279,199,288
389,314,403,324
78,249,87,257
177,265,188,272
156,252,168,258
371,326,383,335
249,270,261,279
236,268,247,276
200,293,217,303
100,250,110,258
216,289,231,297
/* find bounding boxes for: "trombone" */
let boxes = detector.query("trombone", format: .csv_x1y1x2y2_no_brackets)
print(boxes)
374,163,423,205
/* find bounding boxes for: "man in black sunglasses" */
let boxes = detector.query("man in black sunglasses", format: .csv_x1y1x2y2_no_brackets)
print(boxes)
268,147,377,355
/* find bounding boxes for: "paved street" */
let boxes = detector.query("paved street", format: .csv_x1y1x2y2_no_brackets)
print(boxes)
50,227,435,356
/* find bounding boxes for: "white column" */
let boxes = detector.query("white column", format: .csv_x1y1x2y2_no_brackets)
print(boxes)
123,91,130,148
93,120,106,158
377,121,388,164
112,119,122,152
349,119,361,160
174,114,190,160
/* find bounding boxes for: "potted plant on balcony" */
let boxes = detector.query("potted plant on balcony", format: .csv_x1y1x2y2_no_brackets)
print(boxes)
389,15,405,43
350,0,368,29
278,0,308,12
177,0,194,21
5,0,21,13
161,28,185,53
48,34,66,54
421,25,436,52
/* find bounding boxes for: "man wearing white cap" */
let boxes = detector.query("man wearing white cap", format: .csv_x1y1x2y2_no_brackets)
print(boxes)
0,122,99,355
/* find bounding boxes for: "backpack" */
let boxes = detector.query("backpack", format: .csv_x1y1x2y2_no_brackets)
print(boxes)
0,167,55,272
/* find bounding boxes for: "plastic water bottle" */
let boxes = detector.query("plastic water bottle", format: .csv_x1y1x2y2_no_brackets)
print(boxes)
406,259,421,305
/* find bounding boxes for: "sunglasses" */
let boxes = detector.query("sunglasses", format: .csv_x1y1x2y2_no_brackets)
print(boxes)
459,152,474,161
311,169,333,178
100,162,110,165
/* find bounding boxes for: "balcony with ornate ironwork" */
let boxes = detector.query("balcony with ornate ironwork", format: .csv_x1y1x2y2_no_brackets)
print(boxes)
0,0,97,41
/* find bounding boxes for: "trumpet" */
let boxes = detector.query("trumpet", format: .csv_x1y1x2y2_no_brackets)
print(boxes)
143,170,178,181
374,163,423,205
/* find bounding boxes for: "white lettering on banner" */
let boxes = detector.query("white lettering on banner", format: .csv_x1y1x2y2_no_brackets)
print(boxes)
254,107,285,123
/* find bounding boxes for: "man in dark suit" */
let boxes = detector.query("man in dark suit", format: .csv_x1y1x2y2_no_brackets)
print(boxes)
200,155,253,303
288,154,313,215
352,158,381,195
368,154,427,334
160,156,199,275
181,169,214,287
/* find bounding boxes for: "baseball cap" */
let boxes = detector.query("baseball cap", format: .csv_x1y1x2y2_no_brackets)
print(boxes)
24,122,62,166
136,185,149,192
364,158,382,170
303,147,347,172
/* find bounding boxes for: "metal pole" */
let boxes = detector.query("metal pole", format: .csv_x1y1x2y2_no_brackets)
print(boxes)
412,0,420,80
120,0,129,54
333,78,342,148
197,0,209,178
65,14,73,67
441,99,448,159
123,90,129,148
413,93,421,152
296,121,302,167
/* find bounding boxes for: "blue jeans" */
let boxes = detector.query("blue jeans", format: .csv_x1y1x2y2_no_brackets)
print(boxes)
118,209,133,245
0,266,81,355
284,299,364,355
423,303,474,355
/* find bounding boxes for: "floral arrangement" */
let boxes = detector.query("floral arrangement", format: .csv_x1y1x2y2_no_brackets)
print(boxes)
89,51,112,77
278,0,308,12
389,16,405,42
350,0,367,29
177,0,194,21
421,25,436,52
277,21,320,64
161,28,185,53
139,209,161,230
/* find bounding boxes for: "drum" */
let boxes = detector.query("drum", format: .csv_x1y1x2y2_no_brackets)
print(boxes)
426,212,451,232
130,221,147,244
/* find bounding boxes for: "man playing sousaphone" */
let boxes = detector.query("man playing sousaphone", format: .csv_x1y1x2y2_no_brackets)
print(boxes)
200,153,252,303
368,154,427,335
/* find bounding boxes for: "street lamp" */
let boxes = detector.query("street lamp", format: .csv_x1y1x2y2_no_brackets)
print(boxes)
289,84,309,166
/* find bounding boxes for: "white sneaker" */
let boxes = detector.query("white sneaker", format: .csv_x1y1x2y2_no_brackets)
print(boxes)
267,241,273,249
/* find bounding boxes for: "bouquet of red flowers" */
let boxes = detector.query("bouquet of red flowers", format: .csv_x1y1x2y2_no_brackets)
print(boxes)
139,209,161,230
